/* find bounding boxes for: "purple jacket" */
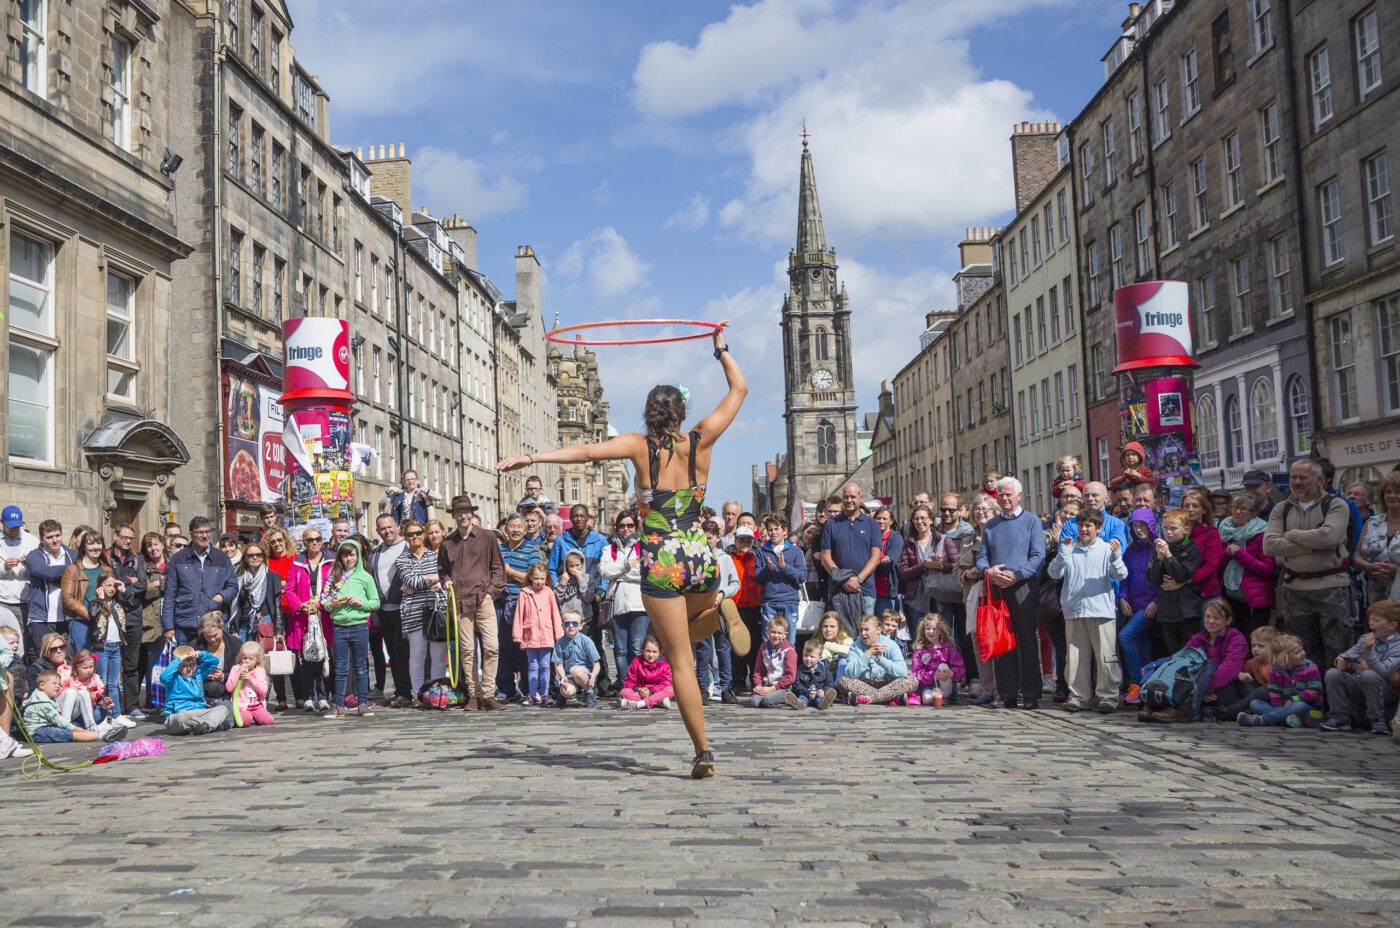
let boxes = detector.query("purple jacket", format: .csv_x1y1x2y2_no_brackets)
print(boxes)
1184,627,1248,695
1121,508,1159,612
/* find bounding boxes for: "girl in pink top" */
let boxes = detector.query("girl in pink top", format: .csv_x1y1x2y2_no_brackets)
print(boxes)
619,636,675,709
226,641,274,726
513,564,565,705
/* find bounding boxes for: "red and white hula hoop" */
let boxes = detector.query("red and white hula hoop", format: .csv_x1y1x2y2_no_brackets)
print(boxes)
544,318,725,347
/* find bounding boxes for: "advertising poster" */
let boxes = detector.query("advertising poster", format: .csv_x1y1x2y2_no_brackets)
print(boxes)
280,318,356,537
1112,280,1197,372
222,373,286,504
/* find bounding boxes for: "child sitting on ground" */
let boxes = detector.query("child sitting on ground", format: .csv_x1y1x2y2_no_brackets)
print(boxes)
1051,455,1087,501
618,635,674,710
22,670,122,743
1238,634,1323,728
746,615,797,708
879,610,910,660
908,613,965,705
1322,599,1400,734
552,610,601,708
813,612,853,681
226,641,275,727
784,638,837,710
838,614,919,706
515,563,565,706
60,650,133,731
1218,625,1278,721
0,627,35,759
161,646,233,735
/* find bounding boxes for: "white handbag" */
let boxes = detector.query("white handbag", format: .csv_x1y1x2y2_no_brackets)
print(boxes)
265,646,295,677
795,586,825,634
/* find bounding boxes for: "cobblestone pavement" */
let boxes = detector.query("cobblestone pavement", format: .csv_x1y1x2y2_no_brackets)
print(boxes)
3,702,1399,927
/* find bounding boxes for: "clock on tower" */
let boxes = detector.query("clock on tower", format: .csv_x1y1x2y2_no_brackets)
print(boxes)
779,134,858,513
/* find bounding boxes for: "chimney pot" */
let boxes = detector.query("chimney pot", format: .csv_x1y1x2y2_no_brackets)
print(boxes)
399,143,406,157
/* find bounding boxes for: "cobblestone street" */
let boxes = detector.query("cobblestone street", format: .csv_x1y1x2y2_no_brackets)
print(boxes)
3,704,1398,927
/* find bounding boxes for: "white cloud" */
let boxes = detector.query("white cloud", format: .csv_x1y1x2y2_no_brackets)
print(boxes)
593,179,614,205
556,228,651,303
631,0,1061,244
412,146,527,220
663,193,711,231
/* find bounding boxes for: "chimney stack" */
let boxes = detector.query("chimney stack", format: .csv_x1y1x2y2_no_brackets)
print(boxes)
515,244,541,323
1009,121,1063,213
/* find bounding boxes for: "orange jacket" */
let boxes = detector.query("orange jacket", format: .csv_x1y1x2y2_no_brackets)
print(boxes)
729,548,761,608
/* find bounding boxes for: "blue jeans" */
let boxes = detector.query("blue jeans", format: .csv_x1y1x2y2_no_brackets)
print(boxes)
496,596,522,699
524,647,552,700
1249,698,1310,725
874,595,899,617
761,602,800,643
30,726,73,743
611,610,650,676
863,595,877,617
97,642,124,710
695,630,732,693
69,619,89,652
1120,608,1153,684
333,622,370,707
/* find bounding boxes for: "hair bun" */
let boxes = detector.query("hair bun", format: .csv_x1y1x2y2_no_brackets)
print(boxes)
644,385,686,438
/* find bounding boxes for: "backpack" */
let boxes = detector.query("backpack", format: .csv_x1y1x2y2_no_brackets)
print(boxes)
418,677,466,710
1140,647,1215,719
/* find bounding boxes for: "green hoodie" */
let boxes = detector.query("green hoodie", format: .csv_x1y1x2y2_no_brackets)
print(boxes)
323,540,380,627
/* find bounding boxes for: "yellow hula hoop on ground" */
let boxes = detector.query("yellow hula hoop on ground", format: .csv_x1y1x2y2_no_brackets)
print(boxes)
445,590,461,690
4,687,95,780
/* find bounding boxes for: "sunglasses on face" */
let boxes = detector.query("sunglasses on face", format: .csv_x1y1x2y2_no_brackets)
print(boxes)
48,645,66,653
618,523,636,530
940,507,957,513
305,537,323,543
563,621,581,628
171,542,188,550
245,552,265,559
405,531,424,538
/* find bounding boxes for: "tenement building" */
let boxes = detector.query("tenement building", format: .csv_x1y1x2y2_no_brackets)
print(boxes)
1069,5,1154,483
780,138,859,513
2,0,194,531
493,246,560,514
1297,1,1400,488
947,229,1014,502
550,339,628,525
1002,122,1086,511
893,309,954,510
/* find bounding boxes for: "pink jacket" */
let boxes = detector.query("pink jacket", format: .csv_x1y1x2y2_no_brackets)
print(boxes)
282,554,333,651
63,670,103,701
911,642,965,685
1191,523,1224,600
622,655,673,692
1230,532,1276,608
226,664,269,714
512,586,564,649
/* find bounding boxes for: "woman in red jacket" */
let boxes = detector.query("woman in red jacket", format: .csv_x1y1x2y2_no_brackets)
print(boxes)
1180,487,1224,604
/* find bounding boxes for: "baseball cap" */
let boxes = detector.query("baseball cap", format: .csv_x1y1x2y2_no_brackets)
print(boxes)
1241,469,1271,487
735,526,756,540
1,505,22,528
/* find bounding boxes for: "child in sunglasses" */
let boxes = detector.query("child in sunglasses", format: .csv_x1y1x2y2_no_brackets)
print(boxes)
552,609,601,708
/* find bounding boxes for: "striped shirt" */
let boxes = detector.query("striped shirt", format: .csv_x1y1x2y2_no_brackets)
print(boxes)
499,539,542,600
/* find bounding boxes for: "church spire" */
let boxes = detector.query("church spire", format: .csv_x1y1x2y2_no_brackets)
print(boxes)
796,128,828,256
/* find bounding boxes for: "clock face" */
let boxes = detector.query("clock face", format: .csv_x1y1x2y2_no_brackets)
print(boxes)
810,369,834,390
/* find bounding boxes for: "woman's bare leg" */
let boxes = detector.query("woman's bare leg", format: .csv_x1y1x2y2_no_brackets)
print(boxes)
645,592,710,757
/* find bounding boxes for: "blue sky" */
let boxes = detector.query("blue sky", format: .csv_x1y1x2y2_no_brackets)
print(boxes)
288,0,1121,505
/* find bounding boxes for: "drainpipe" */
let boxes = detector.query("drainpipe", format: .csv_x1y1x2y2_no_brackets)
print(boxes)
393,227,411,473
212,11,228,530
1281,0,1320,455
490,303,505,513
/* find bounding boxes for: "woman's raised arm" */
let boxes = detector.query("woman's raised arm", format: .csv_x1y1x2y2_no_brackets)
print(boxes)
694,323,747,446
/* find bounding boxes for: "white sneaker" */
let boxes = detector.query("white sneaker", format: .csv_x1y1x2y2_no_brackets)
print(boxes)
11,745,33,758
114,715,137,729
97,723,125,743
303,701,317,713
317,699,331,711
662,697,674,709
617,699,631,709
708,692,721,703
0,735,17,758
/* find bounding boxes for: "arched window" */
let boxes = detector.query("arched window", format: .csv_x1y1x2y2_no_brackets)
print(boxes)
1196,393,1220,469
1226,395,1244,466
1287,376,1311,455
1250,378,1279,462
815,327,830,361
817,419,836,466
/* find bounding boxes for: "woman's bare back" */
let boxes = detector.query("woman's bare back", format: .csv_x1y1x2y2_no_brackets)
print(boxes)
631,430,712,492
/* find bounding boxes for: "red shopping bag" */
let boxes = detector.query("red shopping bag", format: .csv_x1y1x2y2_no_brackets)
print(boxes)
976,575,1016,660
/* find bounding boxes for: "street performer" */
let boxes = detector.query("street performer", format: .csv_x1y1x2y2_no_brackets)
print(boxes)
497,322,749,778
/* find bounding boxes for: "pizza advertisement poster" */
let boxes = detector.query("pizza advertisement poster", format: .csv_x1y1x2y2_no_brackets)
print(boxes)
223,373,286,504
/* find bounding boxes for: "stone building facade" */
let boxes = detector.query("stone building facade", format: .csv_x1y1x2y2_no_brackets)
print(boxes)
550,339,627,525
893,309,954,510
948,233,1014,504
2,0,193,532
1003,126,1087,513
868,382,896,504
1296,0,1400,488
781,140,859,512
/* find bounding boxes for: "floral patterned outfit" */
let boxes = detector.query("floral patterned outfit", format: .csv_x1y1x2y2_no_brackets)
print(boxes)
639,431,719,599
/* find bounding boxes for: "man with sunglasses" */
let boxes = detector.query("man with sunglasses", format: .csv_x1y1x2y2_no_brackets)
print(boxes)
162,516,238,646
439,494,508,710
496,514,541,703
104,522,147,716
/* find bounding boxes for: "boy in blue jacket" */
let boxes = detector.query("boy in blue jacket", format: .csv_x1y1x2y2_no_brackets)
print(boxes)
784,638,837,710
161,646,233,735
755,515,806,643
1048,509,1128,713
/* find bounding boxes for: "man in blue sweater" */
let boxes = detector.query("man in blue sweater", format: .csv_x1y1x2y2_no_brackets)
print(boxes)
975,476,1047,709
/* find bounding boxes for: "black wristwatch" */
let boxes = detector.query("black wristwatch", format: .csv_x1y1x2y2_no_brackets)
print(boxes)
714,345,729,360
